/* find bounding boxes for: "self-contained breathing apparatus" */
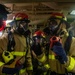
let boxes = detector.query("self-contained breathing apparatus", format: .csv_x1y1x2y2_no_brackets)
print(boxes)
2,12,31,73
2,23,31,75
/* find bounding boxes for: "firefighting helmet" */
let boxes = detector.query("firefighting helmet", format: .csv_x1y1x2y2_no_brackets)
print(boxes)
51,12,70,28
13,13,30,23
32,30,46,46
13,13,30,34
50,12,67,21
48,12,67,28
47,12,70,35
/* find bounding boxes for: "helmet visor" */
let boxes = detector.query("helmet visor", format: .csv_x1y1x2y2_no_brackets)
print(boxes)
33,36,46,46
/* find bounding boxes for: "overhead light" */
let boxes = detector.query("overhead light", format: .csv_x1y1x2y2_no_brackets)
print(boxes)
70,10,75,15
6,20,13,24
0,31,2,36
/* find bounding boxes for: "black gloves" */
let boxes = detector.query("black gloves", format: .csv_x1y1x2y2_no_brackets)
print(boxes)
31,44,43,56
52,42,67,64
2,65,23,74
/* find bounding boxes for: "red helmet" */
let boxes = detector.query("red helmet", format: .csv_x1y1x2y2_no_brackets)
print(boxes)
50,12,70,29
50,12,67,21
32,30,46,46
13,13,30,23
33,30,45,38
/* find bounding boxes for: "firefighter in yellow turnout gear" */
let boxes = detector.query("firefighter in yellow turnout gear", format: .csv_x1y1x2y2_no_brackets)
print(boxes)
0,12,33,75
31,30,50,75
43,12,75,75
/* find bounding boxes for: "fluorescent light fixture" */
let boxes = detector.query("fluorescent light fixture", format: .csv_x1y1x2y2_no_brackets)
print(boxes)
70,10,75,15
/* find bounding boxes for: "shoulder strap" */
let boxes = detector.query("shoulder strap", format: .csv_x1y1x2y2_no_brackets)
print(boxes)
7,32,15,52
64,31,72,54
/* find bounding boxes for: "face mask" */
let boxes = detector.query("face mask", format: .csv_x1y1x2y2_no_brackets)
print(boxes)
19,21,28,31
50,25,58,32
33,37,46,47
16,27,23,35
17,21,28,35
48,19,59,35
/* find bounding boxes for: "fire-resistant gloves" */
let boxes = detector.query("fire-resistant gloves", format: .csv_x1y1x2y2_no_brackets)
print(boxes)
2,65,23,74
52,42,68,64
31,44,43,56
